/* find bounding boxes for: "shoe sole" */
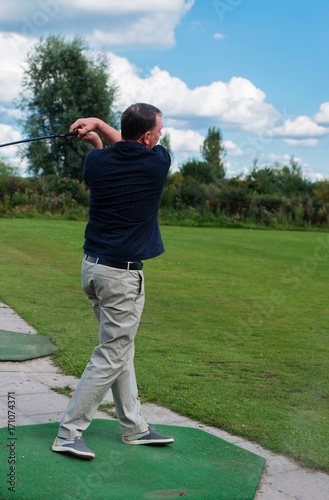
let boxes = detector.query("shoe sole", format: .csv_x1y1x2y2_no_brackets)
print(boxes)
123,437,174,445
52,445,95,458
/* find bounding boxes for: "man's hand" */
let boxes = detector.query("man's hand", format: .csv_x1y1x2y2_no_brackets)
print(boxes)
78,131,103,149
70,117,122,147
70,117,100,137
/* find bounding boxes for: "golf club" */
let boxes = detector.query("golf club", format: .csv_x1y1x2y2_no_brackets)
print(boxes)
0,131,79,148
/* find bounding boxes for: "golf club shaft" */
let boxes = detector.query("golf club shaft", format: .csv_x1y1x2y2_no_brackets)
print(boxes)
0,131,79,148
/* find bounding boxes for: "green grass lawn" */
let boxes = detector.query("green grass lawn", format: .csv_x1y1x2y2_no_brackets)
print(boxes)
0,219,328,471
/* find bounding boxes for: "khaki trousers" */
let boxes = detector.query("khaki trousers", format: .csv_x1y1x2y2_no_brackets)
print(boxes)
58,257,147,438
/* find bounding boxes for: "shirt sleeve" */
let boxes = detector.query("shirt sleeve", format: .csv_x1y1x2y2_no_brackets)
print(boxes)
153,145,171,169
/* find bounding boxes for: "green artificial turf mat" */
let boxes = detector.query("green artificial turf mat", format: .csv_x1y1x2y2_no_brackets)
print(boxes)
0,420,265,499
0,330,57,361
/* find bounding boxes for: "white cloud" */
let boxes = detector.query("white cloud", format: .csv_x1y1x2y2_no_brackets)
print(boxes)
0,107,21,119
163,127,204,155
0,33,36,105
223,140,243,156
313,173,326,181
0,124,22,164
2,0,194,51
223,159,249,178
0,124,21,144
261,153,294,164
108,53,279,133
284,138,319,147
90,0,194,49
213,33,225,39
70,0,194,14
162,126,204,170
162,130,248,172
314,102,329,126
266,116,329,139
0,124,29,175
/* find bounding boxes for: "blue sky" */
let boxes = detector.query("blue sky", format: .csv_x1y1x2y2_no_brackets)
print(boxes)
0,0,328,179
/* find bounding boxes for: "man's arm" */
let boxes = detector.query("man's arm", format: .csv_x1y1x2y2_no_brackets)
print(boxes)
78,131,103,149
70,118,122,147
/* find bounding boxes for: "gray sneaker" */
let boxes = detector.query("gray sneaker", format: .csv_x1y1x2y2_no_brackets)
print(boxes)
52,436,95,458
123,426,174,445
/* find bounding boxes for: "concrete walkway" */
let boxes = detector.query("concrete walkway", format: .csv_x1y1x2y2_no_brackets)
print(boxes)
0,301,328,499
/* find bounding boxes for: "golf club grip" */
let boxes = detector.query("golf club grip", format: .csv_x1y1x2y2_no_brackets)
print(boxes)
56,131,79,137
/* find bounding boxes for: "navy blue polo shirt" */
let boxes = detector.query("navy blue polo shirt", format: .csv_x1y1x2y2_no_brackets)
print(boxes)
83,141,171,261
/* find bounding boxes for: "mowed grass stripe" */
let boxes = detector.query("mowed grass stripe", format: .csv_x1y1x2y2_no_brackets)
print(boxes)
0,219,328,470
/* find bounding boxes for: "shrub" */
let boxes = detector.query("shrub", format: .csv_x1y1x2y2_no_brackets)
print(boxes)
180,159,216,184
313,179,329,203
179,177,207,209
216,186,249,217
55,177,81,197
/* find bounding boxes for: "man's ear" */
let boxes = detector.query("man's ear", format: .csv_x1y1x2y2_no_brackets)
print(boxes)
140,131,151,147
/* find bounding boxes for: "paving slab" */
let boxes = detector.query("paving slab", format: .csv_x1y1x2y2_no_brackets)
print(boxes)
0,303,37,334
0,301,328,500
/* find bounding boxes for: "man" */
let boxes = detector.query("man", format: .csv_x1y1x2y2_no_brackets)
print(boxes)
52,103,173,459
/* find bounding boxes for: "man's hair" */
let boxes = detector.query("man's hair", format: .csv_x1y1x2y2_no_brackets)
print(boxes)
121,103,162,141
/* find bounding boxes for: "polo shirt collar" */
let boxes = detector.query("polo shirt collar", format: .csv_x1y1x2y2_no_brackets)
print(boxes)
114,141,146,150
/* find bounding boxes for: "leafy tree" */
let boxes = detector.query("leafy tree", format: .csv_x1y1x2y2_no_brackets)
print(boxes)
0,159,16,199
200,127,225,180
245,163,277,194
17,35,118,179
246,158,312,196
179,176,207,209
180,159,216,184
313,179,329,203
275,158,312,196
160,131,174,159
160,172,183,209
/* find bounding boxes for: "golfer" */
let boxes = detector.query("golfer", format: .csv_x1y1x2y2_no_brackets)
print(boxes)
52,103,174,458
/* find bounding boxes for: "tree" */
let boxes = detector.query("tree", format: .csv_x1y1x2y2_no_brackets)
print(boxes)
0,159,16,199
275,158,312,196
180,159,216,184
160,131,174,159
200,127,225,181
246,158,312,196
17,35,118,179
313,179,329,203
246,163,276,194
179,176,207,209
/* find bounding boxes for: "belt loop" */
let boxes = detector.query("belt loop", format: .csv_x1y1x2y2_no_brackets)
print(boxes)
127,262,131,270
96,257,99,264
